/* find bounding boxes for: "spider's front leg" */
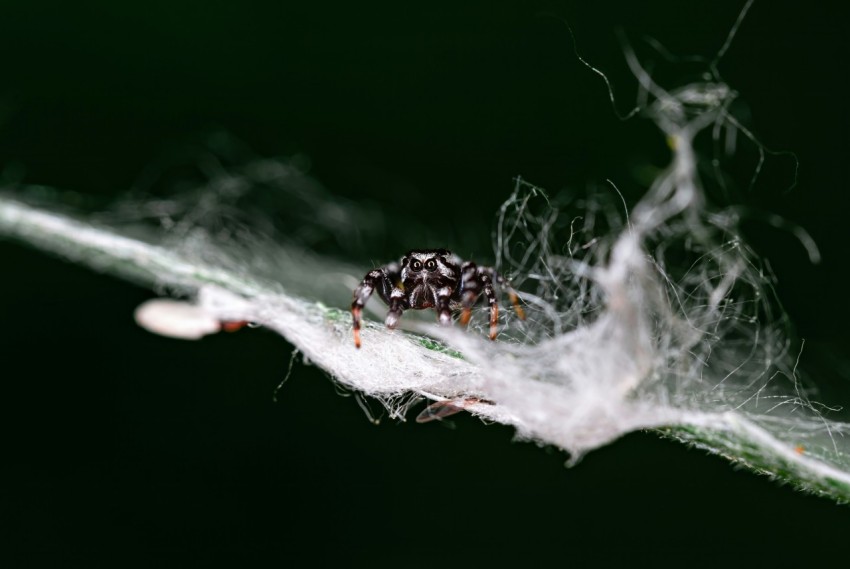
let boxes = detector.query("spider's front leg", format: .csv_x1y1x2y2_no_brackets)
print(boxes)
385,289,407,330
351,264,400,348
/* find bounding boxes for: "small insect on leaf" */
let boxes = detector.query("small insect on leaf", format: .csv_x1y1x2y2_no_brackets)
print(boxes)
415,397,494,423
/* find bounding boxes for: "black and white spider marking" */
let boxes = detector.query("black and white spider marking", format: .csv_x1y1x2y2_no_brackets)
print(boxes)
351,249,524,348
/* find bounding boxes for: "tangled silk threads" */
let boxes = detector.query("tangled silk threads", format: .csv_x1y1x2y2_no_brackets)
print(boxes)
1,72,849,499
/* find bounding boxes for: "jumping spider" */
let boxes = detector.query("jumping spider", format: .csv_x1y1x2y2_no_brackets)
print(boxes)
351,249,524,348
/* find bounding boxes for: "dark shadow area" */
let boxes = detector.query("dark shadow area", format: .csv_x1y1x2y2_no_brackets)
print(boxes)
2,1,849,563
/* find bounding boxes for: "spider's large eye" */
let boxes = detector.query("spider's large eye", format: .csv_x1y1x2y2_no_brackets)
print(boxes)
411,260,423,271
425,259,437,271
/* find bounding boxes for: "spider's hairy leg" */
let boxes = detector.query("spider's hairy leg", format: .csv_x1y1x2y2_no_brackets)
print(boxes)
508,290,526,320
459,262,481,326
385,262,409,330
480,272,499,340
481,267,526,320
351,268,390,348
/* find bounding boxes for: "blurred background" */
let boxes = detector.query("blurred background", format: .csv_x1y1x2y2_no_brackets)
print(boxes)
2,0,849,563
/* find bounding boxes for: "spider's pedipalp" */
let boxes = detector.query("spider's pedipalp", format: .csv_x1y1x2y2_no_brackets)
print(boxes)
436,285,453,325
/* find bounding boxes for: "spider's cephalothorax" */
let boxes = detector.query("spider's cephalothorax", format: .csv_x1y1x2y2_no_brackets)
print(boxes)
351,249,525,348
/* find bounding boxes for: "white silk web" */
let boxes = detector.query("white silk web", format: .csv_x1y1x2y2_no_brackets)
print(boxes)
2,8,850,501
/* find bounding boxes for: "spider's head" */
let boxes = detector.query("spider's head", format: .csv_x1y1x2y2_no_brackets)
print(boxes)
399,249,461,309
403,249,451,274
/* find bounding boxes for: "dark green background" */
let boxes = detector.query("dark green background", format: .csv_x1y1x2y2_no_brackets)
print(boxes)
3,1,850,564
